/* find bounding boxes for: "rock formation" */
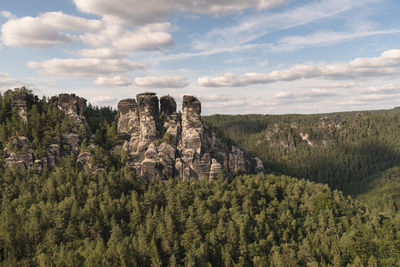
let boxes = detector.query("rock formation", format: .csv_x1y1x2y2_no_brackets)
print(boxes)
3,90,264,180
262,115,343,149
10,90,38,122
50,93,91,153
50,93,86,117
3,93,90,169
117,93,264,180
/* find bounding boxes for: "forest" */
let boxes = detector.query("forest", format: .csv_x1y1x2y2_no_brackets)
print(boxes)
1,88,400,266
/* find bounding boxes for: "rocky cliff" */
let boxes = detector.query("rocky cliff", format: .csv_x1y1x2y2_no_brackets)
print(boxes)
261,115,343,150
117,93,264,180
3,90,264,180
3,92,90,169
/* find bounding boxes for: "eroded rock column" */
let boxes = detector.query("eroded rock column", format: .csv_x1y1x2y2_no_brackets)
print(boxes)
137,93,159,144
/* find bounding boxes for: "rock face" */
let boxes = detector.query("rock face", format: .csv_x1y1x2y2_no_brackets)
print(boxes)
11,91,38,122
3,93,90,170
262,115,343,150
3,90,264,179
50,93,86,116
50,93,91,152
118,93,264,180
3,136,34,168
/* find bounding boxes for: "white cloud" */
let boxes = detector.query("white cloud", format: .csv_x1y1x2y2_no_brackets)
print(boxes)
77,47,125,58
360,84,400,95
73,0,289,26
28,58,146,77
38,12,102,32
80,22,174,50
1,16,76,47
1,11,15,19
198,49,400,87
90,96,118,106
113,29,174,50
274,89,336,103
303,82,360,89
272,29,400,52
338,84,400,106
193,0,377,51
93,75,132,87
1,12,102,47
0,73,24,88
134,75,188,88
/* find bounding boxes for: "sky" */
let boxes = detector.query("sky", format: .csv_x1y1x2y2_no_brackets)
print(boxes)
0,0,400,114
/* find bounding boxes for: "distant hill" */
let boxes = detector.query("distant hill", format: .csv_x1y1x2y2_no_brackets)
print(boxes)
204,109,400,197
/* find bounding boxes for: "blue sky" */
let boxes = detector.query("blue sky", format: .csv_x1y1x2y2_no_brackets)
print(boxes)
1,0,400,114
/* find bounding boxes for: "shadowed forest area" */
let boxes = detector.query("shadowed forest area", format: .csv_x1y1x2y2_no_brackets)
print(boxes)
204,110,400,212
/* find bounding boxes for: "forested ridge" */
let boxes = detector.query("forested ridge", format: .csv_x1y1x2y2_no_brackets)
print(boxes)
1,89,400,266
204,110,400,194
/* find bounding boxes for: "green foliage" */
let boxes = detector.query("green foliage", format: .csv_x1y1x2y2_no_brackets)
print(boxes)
1,167,399,266
0,89,73,159
1,89,400,265
204,111,400,195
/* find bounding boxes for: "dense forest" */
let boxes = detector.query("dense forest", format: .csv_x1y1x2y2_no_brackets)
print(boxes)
1,88,400,265
204,111,400,198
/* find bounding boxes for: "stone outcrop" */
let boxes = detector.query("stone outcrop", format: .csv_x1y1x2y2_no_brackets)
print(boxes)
3,90,264,179
117,93,264,180
50,93,91,153
262,115,343,150
3,136,34,168
3,93,90,170
318,115,342,129
50,93,86,116
10,91,38,122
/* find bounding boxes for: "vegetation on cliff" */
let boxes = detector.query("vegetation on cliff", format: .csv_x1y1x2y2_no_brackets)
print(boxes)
1,89,400,265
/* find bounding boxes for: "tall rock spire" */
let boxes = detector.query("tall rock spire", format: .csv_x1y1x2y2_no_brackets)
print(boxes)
117,92,264,180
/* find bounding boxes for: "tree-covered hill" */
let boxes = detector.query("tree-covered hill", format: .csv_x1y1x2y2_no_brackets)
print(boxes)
203,110,400,197
1,163,399,266
1,88,400,265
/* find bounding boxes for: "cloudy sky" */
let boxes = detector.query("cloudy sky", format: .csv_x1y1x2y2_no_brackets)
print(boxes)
1,0,400,114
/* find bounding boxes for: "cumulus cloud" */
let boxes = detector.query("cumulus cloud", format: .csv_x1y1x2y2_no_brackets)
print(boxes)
80,22,174,50
134,75,188,88
73,0,288,26
1,17,75,47
77,47,125,58
1,12,101,47
198,49,400,87
38,12,102,32
93,75,132,87
112,28,173,50
1,11,15,19
28,58,146,77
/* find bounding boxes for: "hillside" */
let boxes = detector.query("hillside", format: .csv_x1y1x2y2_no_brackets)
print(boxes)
1,88,400,265
204,110,400,195
2,164,400,266
0,89,263,181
